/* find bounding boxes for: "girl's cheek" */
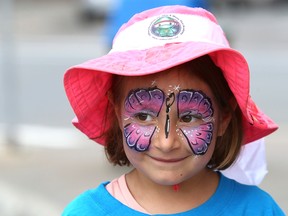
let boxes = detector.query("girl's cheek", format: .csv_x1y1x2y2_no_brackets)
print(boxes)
177,122,214,155
123,122,156,152
121,87,165,152
176,90,215,155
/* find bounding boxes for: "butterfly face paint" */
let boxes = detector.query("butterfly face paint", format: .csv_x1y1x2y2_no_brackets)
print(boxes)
123,86,214,155
177,90,214,155
123,88,165,152
165,92,175,138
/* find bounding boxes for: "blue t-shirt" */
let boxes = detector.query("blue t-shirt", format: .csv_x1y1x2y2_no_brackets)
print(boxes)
62,174,285,215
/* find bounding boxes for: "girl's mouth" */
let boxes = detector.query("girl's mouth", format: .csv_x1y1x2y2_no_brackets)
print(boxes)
148,155,189,163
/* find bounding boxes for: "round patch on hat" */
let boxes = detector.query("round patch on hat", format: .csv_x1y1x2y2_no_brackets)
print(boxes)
149,14,184,40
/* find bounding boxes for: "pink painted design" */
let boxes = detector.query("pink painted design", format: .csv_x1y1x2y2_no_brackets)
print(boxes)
125,88,164,115
177,90,214,155
177,90,213,120
180,123,213,155
124,123,156,151
123,88,164,151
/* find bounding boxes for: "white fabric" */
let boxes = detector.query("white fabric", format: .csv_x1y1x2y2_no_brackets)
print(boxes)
221,138,267,185
111,14,228,53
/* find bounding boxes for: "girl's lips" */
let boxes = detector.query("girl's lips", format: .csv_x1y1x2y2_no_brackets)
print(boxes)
148,155,189,163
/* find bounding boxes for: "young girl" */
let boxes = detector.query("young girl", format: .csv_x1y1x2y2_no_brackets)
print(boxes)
62,5,284,215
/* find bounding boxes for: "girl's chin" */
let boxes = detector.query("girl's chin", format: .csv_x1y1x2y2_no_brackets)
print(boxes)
146,173,190,186
141,167,212,187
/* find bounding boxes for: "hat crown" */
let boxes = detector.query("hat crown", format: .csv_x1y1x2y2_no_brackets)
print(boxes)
111,6,230,53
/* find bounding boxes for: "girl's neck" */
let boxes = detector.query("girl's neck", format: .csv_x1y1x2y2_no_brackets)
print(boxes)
126,168,219,214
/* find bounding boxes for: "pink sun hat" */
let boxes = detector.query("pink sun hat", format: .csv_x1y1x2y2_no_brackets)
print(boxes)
64,5,278,146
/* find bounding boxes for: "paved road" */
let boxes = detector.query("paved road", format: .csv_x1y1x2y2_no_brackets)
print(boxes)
0,1,288,215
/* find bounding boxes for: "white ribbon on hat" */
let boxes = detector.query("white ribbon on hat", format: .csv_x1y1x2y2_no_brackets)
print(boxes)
111,13,229,53
221,138,267,185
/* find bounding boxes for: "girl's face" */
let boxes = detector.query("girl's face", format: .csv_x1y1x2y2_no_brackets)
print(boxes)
116,66,230,186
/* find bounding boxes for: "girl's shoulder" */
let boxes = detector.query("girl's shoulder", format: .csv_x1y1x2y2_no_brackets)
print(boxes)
61,182,110,216
219,174,285,215
61,182,147,216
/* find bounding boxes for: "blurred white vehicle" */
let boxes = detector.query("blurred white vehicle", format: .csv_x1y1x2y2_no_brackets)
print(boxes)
79,0,117,21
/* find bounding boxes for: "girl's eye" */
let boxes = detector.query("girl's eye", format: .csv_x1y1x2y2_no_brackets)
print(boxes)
180,115,195,123
180,113,201,123
134,113,153,122
181,115,193,123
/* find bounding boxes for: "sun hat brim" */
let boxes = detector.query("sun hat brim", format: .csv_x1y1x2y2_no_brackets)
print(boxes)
64,41,278,146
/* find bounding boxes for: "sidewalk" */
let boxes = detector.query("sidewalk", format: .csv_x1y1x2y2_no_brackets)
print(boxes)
0,144,131,215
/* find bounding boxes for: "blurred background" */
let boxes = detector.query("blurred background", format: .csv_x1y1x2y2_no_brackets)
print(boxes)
0,0,287,215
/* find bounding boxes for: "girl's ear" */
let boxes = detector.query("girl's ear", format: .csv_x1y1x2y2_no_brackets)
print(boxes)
217,97,237,136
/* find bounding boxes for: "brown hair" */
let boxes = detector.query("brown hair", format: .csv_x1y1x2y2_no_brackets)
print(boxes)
104,55,243,170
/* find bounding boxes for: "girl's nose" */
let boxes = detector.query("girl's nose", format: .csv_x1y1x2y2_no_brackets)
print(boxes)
153,119,181,153
152,94,181,153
